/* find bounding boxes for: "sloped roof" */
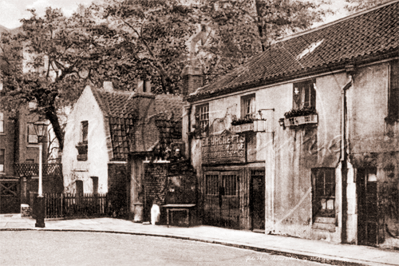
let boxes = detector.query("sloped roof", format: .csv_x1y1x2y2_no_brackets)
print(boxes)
188,0,399,102
90,87,184,160
91,88,138,119
132,94,184,153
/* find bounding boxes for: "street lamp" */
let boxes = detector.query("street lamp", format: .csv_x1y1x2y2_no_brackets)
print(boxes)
34,120,48,228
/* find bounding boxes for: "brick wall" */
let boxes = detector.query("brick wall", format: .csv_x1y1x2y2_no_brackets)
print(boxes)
107,163,129,217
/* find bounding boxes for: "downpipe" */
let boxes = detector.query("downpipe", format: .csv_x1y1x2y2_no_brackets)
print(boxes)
341,67,354,243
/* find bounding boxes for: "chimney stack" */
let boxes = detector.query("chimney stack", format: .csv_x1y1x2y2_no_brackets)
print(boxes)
137,79,151,94
103,81,113,92
182,24,207,96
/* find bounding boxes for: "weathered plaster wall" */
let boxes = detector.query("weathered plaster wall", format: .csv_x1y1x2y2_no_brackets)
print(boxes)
189,71,348,241
349,62,399,248
62,86,109,194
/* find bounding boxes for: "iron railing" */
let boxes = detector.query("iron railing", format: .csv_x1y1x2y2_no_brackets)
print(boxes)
14,163,62,178
43,193,108,219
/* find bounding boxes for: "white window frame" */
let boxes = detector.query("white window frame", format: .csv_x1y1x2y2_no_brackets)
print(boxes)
241,94,256,119
0,112,4,133
293,80,316,109
27,123,38,144
0,149,5,173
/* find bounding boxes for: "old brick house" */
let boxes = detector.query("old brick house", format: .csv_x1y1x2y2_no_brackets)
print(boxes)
1,26,62,214
185,1,399,248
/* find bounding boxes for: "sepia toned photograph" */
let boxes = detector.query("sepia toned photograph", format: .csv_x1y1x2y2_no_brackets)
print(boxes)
0,0,398,265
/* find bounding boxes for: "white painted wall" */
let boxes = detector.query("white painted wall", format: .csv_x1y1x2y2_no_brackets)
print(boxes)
62,86,109,194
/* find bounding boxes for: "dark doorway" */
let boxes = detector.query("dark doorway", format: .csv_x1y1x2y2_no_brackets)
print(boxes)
0,179,20,214
250,169,265,231
204,171,240,229
357,168,379,246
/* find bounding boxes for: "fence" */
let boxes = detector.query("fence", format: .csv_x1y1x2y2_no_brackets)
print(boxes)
14,163,62,178
44,193,108,219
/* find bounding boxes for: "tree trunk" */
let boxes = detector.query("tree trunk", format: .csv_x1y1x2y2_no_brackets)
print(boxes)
255,0,266,52
45,105,64,152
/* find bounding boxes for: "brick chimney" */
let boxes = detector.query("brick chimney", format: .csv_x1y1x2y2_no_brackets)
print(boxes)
136,79,151,94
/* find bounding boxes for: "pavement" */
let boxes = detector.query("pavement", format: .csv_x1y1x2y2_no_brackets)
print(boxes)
1,214,399,266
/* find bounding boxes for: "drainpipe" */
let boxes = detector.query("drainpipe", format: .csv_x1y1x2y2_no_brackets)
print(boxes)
341,65,354,243
187,104,192,160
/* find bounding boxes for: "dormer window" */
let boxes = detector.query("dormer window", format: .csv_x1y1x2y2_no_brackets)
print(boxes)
241,94,256,119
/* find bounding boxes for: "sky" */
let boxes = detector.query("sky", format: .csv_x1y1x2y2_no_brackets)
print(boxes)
0,0,349,30
0,0,97,29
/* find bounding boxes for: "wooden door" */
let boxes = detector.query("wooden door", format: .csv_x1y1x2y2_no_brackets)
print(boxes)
204,171,240,229
250,169,265,230
357,168,379,246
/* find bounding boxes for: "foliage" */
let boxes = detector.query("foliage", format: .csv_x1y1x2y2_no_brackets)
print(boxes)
231,117,255,125
344,0,392,12
0,7,101,150
94,0,199,94
284,106,317,118
0,0,334,149
197,0,333,84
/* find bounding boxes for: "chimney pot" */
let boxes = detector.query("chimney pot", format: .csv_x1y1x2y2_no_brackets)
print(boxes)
137,79,151,94
103,81,113,92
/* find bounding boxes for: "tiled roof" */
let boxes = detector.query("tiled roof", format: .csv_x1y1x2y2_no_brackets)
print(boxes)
91,87,184,160
188,0,399,102
132,94,184,153
91,88,138,119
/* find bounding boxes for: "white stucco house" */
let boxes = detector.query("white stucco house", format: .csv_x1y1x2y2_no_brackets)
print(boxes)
62,82,136,196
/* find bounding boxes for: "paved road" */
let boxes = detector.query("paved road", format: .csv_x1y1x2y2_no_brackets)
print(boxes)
0,231,329,266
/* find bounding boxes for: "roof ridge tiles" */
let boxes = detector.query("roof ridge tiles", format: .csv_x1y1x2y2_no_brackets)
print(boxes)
188,0,399,102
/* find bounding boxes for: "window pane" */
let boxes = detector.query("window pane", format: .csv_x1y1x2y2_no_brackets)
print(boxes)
27,123,38,143
82,121,88,142
198,104,209,130
241,94,256,118
0,149,4,172
312,168,335,218
0,121,3,133
293,80,316,109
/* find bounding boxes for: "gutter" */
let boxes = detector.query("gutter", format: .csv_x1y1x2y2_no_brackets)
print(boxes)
341,65,354,243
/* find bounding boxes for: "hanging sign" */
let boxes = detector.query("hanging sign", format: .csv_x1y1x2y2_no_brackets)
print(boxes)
201,131,246,164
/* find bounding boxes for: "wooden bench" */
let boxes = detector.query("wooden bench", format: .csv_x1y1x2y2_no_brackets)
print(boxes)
162,204,196,227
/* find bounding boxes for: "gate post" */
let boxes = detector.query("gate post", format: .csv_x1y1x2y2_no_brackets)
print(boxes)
20,177,31,217
20,177,28,204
